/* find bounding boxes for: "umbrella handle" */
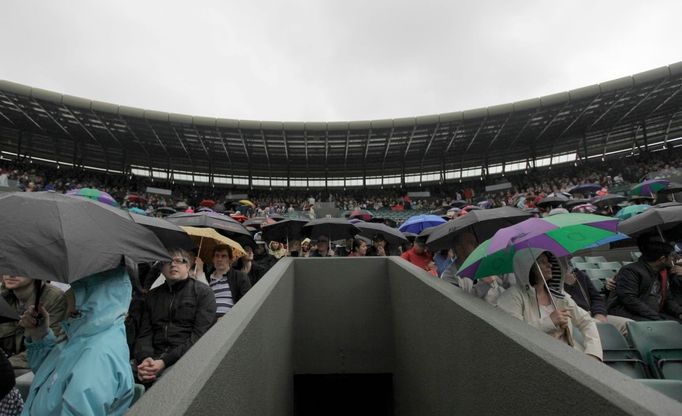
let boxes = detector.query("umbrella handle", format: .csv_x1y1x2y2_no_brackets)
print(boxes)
34,279,42,310
194,237,204,277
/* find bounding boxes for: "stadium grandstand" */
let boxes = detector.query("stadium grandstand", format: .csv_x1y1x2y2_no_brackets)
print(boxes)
1,61,682,191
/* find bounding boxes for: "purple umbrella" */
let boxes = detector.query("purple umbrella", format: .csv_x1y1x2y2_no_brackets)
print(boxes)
66,188,118,207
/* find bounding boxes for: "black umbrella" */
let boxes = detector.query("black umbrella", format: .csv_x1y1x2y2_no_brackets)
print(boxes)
450,200,468,208
72,197,194,250
155,207,177,216
618,202,682,238
568,183,602,195
302,218,360,240
0,297,19,323
536,195,568,208
591,194,627,207
261,219,309,242
426,206,531,251
564,199,590,210
166,211,251,238
369,217,398,228
0,192,169,284
355,222,407,246
268,214,286,222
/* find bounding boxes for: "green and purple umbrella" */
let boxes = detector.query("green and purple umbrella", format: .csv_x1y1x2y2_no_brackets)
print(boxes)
458,214,627,280
630,179,670,198
66,187,118,207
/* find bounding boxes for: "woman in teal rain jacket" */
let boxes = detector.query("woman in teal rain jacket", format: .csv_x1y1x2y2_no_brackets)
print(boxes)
19,267,134,415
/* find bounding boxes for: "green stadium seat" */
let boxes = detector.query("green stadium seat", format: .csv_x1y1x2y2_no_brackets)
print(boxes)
598,261,623,270
585,269,616,282
596,323,648,378
631,251,642,261
570,256,585,265
638,379,682,402
585,256,608,263
627,321,682,380
573,262,600,270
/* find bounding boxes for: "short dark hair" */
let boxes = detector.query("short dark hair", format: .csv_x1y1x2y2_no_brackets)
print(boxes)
352,238,366,252
213,244,233,259
637,234,673,262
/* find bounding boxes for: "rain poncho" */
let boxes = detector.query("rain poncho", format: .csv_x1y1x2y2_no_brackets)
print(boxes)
22,267,134,416
497,249,603,359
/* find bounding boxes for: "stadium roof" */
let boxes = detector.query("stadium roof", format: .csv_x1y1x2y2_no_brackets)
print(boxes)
1,61,682,188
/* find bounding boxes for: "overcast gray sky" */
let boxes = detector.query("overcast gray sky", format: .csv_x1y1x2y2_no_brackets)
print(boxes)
1,0,681,122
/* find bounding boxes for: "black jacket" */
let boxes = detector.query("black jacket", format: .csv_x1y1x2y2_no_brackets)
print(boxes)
253,252,278,272
234,259,267,286
564,269,607,317
606,259,682,321
135,277,217,367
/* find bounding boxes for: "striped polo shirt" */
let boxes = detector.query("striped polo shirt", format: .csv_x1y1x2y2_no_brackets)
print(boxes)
209,272,234,317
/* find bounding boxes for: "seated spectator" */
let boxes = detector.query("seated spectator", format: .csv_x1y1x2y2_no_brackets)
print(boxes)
135,249,217,384
0,277,66,370
300,238,312,257
234,245,267,286
441,233,512,304
607,235,682,322
400,239,435,275
433,249,455,277
347,238,368,257
310,236,334,257
19,267,135,415
497,249,603,360
335,238,353,257
207,245,252,317
563,265,631,334
268,241,287,259
253,232,278,271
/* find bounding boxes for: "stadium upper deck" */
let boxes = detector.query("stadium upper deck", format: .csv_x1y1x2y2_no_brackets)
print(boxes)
1,62,681,188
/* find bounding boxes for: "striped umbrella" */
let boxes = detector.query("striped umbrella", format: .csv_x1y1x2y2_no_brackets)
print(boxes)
66,188,117,207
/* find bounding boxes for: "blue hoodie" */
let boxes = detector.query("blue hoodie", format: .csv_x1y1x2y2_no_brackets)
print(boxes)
22,267,134,416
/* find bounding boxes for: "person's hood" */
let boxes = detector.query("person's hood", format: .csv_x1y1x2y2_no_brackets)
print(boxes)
61,266,131,339
513,248,565,288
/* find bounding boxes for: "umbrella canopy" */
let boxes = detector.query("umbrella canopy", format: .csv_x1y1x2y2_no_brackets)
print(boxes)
175,201,188,209
659,182,682,194
354,222,407,246
564,199,590,210
615,204,651,221
459,214,626,280
398,214,447,234
243,217,276,230
591,194,627,207
0,297,19,323
0,192,169,283
239,199,255,208
369,217,398,228
128,207,147,215
571,203,598,214
537,195,568,208
66,188,118,207
630,179,670,197
426,206,531,251
450,200,468,208
261,219,309,242
303,218,360,240
126,194,146,203
618,202,682,238
348,209,374,221
166,211,251,238
268,214,286,222
196,207,215,213
568,183,602,195
180,226,245,265
155,207,177,216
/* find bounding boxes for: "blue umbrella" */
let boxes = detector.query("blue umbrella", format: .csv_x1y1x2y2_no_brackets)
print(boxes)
615,204,650,221
128,207,147,216
568,183,602,195
398,214,447,234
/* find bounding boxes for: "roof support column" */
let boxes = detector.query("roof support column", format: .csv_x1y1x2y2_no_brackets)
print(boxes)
16,131,22,160
641,120,649,153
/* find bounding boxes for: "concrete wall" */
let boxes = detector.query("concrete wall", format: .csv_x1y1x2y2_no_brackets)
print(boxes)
128,257,682,416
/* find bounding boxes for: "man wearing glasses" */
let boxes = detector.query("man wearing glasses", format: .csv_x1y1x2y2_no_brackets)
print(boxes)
134,248,217,384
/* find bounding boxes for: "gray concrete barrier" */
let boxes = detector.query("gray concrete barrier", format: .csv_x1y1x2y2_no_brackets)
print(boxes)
128,257,682,416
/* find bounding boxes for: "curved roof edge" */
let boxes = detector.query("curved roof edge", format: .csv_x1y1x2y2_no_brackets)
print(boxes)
2,61,681,131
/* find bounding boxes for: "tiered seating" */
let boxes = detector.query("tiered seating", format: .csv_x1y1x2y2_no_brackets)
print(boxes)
596,323,647,378
627,321,682,380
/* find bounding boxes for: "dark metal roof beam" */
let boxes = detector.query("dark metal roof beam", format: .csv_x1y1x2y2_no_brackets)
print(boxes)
237,129,250,161
171,126,193,164
62,105,103,146
422,123,440,157
214,128,233,169
0,92,43,130
644,83,682,119
403,125,418,157
587,93,625,129
0,106,15,126
363,129,373,160
31,100,71,137
191,126,211,159
91,111,122,146
553,95,601,139
260,129,271,165
141,119,167,158
444,126,461,153
464,118,487,153
487,114,512,148
381,127,395,167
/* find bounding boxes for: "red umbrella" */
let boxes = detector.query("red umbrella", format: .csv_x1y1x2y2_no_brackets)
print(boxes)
127,194,146,203
348,209,374,221
200,199,216,208
230,213,248,223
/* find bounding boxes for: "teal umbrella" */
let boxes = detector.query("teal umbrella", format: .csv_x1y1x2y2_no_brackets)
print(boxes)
615,204,650,221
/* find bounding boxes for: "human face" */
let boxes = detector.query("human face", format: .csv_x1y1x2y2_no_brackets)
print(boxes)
455,233,477,261
301,242,310,252
271,241,281,250
414,242,425,254
534,254,553,283
357,242,368,256
317,241,329,253
213,250,231,271
2,275,33,290
161,256,191,282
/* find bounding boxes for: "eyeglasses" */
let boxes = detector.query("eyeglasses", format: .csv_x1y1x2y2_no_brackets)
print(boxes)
166,257,189,265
